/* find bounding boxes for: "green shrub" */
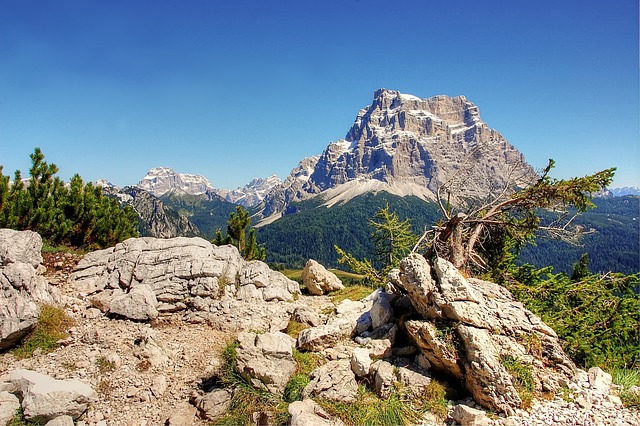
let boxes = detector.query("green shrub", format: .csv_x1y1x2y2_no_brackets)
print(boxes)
12,304,74,359
505,266,639,370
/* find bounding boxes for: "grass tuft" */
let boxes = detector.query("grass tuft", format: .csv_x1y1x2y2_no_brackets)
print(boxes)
330,285,375,304
611,367,640,408
501,354,535,408
12,304,74,359
319,379,449,426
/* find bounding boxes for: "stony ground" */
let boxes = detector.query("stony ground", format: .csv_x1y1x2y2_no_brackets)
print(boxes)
1,252,638,426
1,253,226,425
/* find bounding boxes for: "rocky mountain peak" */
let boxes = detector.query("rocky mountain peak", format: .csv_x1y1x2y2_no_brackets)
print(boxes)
137,167,215,197
216,174,283,207
259,89,534,222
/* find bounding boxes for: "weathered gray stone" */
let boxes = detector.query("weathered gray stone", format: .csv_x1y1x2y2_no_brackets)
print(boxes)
109,284,159,321
8,369,97,423
0,229,56,351
44,416,75,426
588,367,612,394
70,237,300,327
289,399,345,426
451,404,490,426
293,306,324,327
0,229,43,268
0,391,20,426
396,367,432,393
388,254,576,415
304,360,358,403
301,259,344,295
350,347,372,377
371,360,395,398
132,328,171,367
297,299,372,352
370,291,394,329
235,331,295,395
194,389,232,421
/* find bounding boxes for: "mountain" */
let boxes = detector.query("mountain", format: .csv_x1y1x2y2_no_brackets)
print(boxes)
136,166,279,208
216,174,282,207
103,186,202,238
137,166,216,197
610,187,640,197
258,88,534,222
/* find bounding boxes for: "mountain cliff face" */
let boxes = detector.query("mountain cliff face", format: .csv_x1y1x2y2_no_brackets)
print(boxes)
105,186,202,238
137,167,216,197
137,167,279,208
216,174,283,207
260,89,534,220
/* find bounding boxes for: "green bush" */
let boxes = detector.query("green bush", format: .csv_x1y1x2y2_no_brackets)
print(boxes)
504,266,639,370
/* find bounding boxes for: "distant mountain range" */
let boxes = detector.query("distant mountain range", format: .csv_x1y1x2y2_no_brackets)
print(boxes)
97,89,639,274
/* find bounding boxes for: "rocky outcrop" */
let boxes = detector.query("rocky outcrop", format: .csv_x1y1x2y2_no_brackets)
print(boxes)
0,229,57,350
301,259,344,295
387,254,576,415
69,236,301,329
2,369,97,423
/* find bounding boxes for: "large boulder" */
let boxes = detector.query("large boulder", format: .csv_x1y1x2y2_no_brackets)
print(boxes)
235,331,296,395
4,369,97,423
387,254,576,415
0,229,56,350
70,237,301,325
301,259,344,295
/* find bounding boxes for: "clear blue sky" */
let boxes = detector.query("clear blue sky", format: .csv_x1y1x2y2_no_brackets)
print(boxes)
1,0,638,189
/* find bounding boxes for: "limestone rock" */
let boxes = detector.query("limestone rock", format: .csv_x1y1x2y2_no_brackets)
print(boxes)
371,360,395,398
297,299,372,351
451,404,490,426
304,360,358,403
0,229,56,351
44,416,75,426
0,229,43,268
289,399,345,426
301,259,344,295
109,284,159,321
388,254,576,415
7,369,97,423
70,236,300,327
132,327,171,367
193,389,232,421
235,331,295,395
370,291,394,329
0,391,20,426
588,367,612,394
350,347,372,377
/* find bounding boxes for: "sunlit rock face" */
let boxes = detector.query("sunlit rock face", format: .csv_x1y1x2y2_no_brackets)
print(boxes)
260,89,534,220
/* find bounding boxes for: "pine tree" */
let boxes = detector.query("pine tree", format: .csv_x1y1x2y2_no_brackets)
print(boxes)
227,205,250,252
336,204,416,286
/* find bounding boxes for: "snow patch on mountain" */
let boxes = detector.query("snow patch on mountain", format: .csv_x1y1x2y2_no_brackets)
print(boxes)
216,174,282,207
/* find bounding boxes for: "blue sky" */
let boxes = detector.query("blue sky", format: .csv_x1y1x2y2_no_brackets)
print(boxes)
1,0,638,189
